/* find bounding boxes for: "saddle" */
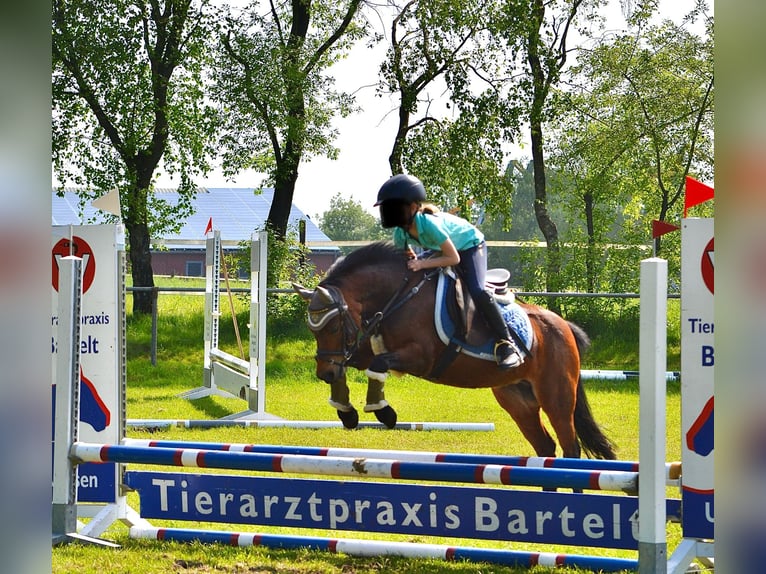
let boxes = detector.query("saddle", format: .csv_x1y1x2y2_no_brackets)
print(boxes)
431,268,533,376
442,268,492,347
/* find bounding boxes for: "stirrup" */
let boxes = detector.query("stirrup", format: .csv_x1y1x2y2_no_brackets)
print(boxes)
494,340,523,369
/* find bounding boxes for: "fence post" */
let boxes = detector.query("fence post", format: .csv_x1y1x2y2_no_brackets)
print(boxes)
151,287,158,366
52,256,82,543
638,257,668,573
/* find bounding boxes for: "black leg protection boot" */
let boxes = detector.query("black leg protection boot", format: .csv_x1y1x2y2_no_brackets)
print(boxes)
337,407,359,429
475,290,523,369
373,405,398,429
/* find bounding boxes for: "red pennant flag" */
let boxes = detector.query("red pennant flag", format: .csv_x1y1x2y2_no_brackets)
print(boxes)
684,176,714,218
652,220,680,239
203,217,213,236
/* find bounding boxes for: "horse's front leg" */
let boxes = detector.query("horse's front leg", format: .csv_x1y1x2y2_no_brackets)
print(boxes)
326,371,359,429
363,377,397,429
362,334,410,429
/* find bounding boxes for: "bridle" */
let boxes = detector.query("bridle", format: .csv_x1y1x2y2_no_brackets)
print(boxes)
307,284,362,368
306,270,435,369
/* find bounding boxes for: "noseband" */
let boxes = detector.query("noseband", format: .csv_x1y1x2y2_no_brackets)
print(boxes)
306,271,435,369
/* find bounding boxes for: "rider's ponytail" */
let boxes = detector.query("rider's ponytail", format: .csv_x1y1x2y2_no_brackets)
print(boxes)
421,202,441,215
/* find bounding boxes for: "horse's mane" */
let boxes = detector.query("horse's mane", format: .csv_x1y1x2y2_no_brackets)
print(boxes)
322,241,405,285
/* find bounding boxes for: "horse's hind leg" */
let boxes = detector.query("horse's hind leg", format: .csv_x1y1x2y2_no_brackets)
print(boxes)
534,378,582,460
492,382,556,457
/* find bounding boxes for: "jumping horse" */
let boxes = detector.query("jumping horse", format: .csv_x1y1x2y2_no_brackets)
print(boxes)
294,242,616,460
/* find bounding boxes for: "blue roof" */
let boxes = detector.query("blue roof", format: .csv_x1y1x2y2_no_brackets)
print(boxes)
52,187,335,249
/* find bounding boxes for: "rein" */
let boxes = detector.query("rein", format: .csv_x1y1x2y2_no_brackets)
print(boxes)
310,269,436,368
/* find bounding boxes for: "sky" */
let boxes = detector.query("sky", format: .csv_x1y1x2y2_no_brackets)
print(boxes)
164,0,708,219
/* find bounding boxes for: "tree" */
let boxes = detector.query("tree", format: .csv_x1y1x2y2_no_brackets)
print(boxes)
215,0,363,240
402,98,515,222
317,193,388,245
381,0,482,174
52,0,219,314
494,0,605,302
480,159,575,289
378,0,518,222
550,4,713,291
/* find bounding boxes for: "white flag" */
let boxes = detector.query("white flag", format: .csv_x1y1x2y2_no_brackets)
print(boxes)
91,188,121,217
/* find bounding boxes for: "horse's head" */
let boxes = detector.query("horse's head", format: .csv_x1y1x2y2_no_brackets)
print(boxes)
293,282,358,384
294,242,416,384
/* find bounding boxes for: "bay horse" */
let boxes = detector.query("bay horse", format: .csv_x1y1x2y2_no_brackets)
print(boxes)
293,242,616,460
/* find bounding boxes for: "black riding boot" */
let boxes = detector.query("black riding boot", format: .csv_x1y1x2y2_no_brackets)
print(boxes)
475,290,523,369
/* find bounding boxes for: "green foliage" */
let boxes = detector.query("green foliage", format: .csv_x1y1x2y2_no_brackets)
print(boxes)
481,160,558,287
478,4,713,297
213,0,365,237
380,0,522,222
403,101,516,223
316,193,388,245
213,2,363,179
484,0,610,297
379,0,488,113
235,224,319,332
547,4,713,291
52,0,219,226
52,0,222,313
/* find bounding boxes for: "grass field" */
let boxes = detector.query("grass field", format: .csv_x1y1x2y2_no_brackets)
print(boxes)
53,280,687,573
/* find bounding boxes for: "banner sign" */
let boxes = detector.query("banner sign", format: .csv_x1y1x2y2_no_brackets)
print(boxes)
52,225,125,503
680,218,714,539
126,471,680,550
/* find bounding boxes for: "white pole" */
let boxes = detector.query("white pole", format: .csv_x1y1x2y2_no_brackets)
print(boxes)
202,230,221,388
52,256,82,542
638,257,668,573
252,230,268,413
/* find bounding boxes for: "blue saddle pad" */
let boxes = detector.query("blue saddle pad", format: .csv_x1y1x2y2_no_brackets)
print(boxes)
434,270,533,362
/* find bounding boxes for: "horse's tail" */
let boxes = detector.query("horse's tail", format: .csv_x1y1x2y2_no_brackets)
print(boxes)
568,321,618,460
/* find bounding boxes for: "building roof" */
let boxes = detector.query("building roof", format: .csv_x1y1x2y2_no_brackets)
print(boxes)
52,187,335,250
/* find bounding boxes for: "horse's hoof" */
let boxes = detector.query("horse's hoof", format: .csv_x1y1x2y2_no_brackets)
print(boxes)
374,405,397,429
337,408,359,429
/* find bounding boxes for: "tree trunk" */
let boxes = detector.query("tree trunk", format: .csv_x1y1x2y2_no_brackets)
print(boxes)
526,0,561,308
268,162,300,240
267,81,304,239
125,220,154,315
266,0,310,240
127,166,160,315
530,121,562,308
389,101,411,174
654,198,670,256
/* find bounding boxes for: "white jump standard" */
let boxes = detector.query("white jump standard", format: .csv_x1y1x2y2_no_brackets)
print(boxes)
178,229,270,420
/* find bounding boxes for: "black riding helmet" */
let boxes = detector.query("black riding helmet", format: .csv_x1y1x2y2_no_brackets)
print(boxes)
375,174,426,228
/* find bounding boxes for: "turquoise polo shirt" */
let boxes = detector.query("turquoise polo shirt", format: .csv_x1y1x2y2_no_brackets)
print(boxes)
393,211,483,252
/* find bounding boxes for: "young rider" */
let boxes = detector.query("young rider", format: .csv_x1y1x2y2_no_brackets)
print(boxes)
374,173,524,369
